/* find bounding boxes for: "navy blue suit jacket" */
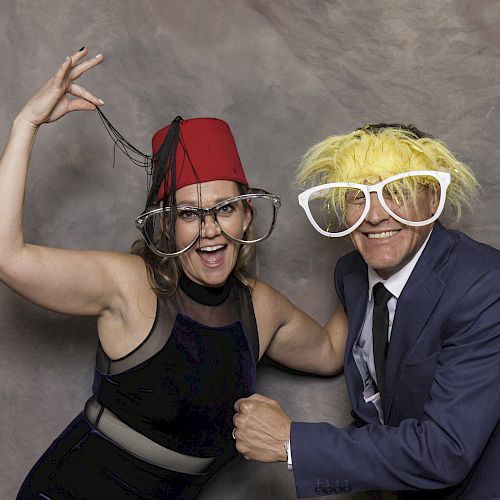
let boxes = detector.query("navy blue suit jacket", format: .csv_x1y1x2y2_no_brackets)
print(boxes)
291,223,500,498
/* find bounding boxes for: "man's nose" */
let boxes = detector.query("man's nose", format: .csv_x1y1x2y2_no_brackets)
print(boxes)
201,212,222,238
364,192,390,225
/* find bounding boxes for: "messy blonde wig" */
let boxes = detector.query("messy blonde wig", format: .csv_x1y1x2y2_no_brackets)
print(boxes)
297,124,479,224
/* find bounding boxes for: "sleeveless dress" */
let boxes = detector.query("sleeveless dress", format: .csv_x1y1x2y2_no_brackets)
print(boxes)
18,274,258,499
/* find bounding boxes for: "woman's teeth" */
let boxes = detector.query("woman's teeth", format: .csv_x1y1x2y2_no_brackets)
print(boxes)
198,244,225,253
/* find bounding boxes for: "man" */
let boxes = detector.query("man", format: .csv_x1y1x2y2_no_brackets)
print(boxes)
233,124,500,498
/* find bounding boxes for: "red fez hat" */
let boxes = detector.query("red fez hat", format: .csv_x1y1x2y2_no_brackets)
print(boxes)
152,118,248,201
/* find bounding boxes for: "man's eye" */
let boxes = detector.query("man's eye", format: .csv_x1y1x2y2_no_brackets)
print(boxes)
346,190,365,204
383,185,411,202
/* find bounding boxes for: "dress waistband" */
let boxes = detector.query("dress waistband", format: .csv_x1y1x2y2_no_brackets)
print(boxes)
84,397,215,475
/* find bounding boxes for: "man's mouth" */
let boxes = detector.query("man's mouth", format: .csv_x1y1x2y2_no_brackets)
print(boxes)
366,230,399,239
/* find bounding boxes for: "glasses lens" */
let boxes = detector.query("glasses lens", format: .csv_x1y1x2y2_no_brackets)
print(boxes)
382,174,441,224
142,207,199,255
217,194,277,243
308,186,366,235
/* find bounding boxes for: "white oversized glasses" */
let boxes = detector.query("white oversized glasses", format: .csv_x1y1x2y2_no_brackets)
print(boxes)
298,170,451,237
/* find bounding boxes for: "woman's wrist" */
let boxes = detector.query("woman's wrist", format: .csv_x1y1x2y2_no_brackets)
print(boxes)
9,114,40,158
13,112,40,133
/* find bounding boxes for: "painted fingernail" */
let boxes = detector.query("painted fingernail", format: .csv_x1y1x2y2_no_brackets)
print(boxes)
97,99,104,105
66,56,70,61
95,53,103,59
79,47,85,51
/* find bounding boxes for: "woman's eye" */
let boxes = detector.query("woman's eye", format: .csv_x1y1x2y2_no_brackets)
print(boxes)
179,209,199,221
217,204,235,216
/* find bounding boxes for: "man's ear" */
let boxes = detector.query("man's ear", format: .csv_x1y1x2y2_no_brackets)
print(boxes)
431,186,441,213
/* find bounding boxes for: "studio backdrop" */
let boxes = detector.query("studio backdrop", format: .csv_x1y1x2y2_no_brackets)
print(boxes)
1,1,499,498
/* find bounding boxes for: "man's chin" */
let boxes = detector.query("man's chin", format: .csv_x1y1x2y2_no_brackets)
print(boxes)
365,257,404,279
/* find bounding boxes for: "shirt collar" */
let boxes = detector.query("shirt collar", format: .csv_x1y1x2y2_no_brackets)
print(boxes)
367,227,433,301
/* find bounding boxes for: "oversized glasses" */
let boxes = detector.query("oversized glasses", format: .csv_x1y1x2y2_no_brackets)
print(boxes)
298,170,451,237
135,189,281,257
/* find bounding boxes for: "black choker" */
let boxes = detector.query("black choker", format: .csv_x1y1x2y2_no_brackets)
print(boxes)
179,274,233,306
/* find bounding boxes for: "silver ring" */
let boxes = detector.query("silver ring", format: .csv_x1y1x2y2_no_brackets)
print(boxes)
232,427,237,440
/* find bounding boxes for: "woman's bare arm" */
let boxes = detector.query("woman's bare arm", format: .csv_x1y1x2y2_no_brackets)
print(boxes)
0,49,135,318
253,280,347,376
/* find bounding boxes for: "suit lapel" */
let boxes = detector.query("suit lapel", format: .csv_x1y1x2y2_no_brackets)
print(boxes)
342,266,370,413
344,268,369,361
383,222,454,418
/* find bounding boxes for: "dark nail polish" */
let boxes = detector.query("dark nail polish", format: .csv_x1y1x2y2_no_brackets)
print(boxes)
79,46,85,51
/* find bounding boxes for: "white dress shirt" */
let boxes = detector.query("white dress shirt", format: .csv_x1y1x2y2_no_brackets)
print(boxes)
353,229,433,422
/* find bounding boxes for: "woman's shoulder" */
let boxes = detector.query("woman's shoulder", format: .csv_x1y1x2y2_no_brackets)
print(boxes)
249,278,280,296
248,279,289,314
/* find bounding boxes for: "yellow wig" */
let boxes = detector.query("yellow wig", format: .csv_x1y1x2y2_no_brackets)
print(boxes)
297,125,479,223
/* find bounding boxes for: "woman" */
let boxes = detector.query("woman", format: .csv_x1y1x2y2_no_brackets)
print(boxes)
1,49,347,499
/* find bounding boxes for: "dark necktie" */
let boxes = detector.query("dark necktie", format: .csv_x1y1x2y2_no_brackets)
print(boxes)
372,283,393,400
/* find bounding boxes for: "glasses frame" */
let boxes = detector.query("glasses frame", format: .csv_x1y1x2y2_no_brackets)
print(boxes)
135,188,281,257
298,170,451,238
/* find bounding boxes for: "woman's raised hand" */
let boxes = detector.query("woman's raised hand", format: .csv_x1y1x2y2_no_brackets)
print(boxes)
17,48,104,128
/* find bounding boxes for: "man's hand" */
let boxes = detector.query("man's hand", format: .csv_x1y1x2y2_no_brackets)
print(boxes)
233,393,291,462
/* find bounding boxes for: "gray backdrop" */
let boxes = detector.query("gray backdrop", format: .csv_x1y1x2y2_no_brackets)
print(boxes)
1,1,499,499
